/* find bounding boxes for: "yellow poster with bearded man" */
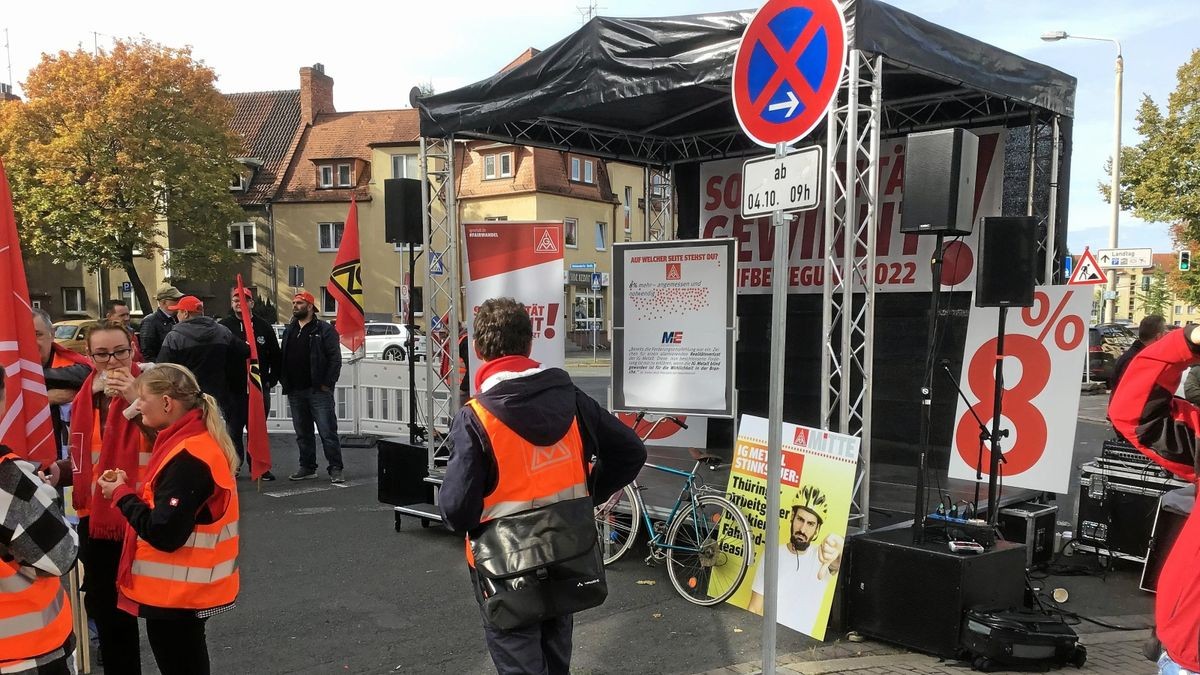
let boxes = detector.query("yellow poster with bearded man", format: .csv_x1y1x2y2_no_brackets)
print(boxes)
720,414,860,640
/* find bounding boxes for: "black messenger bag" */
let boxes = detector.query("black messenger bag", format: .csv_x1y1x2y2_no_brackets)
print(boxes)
469,496,607,630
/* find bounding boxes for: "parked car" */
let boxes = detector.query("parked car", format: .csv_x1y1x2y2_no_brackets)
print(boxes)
337,322,428,362
53,319,98,355
1088,323,1135,386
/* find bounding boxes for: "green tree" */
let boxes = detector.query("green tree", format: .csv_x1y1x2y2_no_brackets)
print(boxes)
0,39,243,312
1105,49,1200,301
1138,266,1172,317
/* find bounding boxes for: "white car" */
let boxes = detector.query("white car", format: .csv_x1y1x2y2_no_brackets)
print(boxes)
339,323,428,361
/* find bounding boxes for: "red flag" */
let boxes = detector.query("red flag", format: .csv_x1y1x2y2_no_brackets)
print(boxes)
235,275,273,480
0,158,57,465
328,197,365,352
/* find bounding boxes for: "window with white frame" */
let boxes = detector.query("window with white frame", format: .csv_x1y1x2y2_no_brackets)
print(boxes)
484,154,497,179
392,154,419,179
564,218,578,248
499,152,513,177
484,215,508,221
321,286,337,315
595,222,606,251
318,222,345,252
624,186,632,234
394,241,424,253
336,163,352,187
395,286,424,317
570,157,581,182
483,153,512,180
583,159,595,184
63,287,85,314
228,222,256,253
319,165,334,188
230,173,247,191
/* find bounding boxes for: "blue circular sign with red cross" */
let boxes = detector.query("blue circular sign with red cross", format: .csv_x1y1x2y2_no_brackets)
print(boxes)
732,0,848,148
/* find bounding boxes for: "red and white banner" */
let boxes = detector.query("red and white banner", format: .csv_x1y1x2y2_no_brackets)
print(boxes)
948,285,1090,494
462,221,565,394
699,129,1007,294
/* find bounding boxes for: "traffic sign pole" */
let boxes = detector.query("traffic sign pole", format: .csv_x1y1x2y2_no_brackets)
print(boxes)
763,140,788,675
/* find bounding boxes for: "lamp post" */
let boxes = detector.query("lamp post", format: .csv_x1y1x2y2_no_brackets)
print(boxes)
1042,31,1122,323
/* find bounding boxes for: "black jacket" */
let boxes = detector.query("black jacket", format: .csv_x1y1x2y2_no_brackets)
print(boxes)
279,318,341,394
138,309,177,362
1112,339,1148,394
219,313,281,391
440,367,646,533
157,317,249,409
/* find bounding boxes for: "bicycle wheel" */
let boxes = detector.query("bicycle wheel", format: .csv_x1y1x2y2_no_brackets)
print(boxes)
595,484,641,565
664,494,752,606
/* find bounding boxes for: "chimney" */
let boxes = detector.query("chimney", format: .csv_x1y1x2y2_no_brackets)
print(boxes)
0,83,19,102
300,63,335,123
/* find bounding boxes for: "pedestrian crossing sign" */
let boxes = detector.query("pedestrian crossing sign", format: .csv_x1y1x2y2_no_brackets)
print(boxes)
1068,247,1107,285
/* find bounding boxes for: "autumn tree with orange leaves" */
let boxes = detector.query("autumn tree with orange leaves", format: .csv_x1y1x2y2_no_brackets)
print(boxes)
0,39,242,312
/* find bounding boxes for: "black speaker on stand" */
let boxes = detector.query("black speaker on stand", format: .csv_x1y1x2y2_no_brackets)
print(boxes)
385,177,426,443
974,216,1037,523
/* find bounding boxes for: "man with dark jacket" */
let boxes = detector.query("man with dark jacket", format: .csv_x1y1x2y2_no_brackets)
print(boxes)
32,307,90,459
1112,314,1166,393
219,288,282,481
441,297,646,675
138,285,183,362
157,296,249,416
280,291,344,483
1110,326,1200,675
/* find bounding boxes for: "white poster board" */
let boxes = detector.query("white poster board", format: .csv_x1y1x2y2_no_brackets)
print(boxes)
611,239,736,417
947,285,1090,493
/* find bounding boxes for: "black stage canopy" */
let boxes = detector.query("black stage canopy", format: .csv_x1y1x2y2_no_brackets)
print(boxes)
416,0,1075,163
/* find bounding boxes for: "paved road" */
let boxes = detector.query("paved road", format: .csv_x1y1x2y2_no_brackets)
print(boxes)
107,380,1153,674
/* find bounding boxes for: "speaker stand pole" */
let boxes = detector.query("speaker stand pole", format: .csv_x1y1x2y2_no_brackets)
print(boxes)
986,306,1009,524
406,245,424,444
913,234,944,543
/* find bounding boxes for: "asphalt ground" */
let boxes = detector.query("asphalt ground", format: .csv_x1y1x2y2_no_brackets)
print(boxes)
105,377,1153,674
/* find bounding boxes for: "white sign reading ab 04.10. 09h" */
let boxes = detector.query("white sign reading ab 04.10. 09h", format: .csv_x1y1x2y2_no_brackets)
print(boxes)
741,146,821,218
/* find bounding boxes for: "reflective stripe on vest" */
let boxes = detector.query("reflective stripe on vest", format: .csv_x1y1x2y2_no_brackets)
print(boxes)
467,399,588,524
0,456,73,662
120,432,240,610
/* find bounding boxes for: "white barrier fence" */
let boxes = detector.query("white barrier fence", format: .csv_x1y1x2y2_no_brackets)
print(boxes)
265,358,451,437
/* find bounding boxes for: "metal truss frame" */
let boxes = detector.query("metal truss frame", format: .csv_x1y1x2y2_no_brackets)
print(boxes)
1022,113,1063,284
820,50,883,531
645,165,673,241
421,136,459,465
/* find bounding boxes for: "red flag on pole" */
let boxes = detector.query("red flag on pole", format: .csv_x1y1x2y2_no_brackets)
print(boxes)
235,275,273,481
328,197,365,352
0,158,57,465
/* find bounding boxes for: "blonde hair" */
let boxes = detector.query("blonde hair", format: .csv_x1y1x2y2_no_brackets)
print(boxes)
136,364,239,474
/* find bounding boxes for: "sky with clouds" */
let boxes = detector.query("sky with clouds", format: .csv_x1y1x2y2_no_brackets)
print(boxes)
2,0,1196,254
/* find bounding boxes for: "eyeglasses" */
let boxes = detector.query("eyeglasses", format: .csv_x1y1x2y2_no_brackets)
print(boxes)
90,348,133,363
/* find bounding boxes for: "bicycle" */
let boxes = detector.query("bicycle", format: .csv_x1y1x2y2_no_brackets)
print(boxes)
593,413,753,606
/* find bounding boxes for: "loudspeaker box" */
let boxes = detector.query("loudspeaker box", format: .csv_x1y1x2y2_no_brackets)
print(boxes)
900,128,979,235
384,178,423,245
975,216,1036,308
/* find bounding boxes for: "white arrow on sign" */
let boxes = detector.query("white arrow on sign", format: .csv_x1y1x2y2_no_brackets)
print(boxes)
767,90,799,118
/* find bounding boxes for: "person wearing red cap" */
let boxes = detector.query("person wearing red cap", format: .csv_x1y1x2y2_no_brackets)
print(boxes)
157,297,250,457
279,291,344,483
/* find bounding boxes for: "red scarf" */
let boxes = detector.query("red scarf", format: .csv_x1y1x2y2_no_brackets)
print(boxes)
116,407,212,611
69,362,146,540
474,355,542,393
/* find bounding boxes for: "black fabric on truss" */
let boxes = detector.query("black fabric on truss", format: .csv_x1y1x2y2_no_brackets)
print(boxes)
416,0,1075,148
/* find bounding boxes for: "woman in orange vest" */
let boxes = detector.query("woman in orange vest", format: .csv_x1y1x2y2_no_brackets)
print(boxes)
97,364,240,675
65,321,154,673
0,360,79,674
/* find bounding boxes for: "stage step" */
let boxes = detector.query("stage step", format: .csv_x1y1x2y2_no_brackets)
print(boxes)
394,503,444,530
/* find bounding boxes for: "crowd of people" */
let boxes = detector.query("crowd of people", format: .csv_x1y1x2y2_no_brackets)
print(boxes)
5,291,648,675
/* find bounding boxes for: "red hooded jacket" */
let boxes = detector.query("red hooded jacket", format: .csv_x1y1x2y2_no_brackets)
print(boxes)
1108,327,1200,670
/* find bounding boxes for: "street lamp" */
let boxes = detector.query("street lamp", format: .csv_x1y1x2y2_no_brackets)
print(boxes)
1041,31,1123,323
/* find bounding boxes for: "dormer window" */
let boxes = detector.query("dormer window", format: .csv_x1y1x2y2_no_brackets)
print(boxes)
483,152,514,180
569,156,596,185
230,173,247,192
319,165,334,188
336,163,352,187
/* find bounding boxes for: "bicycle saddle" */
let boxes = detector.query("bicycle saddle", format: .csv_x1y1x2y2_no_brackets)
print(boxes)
688,448,726,466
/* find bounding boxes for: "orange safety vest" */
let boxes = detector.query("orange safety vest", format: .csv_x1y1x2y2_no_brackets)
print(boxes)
0,455,73,666
464,399,589,564
78,408,153,519
119,433,240,610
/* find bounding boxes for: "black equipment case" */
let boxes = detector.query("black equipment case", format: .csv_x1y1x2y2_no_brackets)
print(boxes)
959,609,1086,672
1075,453,1188,563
